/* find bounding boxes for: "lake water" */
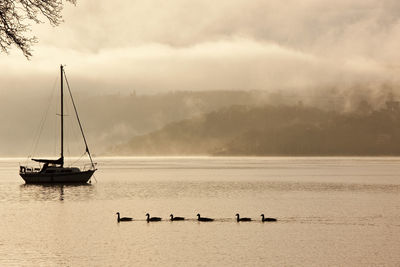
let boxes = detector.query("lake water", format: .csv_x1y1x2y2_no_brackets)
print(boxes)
0,157,399,266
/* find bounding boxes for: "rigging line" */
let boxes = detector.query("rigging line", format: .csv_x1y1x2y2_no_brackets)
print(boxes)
63,69,96,170
65,94,82,158
69,151,86,167
30,76,59,160
64,96,71,158
92,173,98,183
54,91,59,157
30,77,58,157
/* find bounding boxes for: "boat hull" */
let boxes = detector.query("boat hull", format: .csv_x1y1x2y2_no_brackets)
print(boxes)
20,170,95,184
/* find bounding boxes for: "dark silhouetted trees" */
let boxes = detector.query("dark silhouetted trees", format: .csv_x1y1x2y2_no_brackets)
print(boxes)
0,0,75,58
109,104,400,156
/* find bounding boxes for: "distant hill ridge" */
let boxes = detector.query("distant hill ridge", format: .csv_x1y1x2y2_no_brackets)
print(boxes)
108,104,400,156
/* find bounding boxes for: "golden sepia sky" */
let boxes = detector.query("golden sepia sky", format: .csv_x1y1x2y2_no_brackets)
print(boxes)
1,0,400,94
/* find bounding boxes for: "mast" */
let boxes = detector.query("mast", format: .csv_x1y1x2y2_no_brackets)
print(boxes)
60,64,64,166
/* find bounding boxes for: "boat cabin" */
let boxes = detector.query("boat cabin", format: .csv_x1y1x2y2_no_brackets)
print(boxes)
19,164,81,174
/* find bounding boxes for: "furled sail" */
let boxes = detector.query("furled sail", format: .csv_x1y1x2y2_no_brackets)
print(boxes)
32,157,64,165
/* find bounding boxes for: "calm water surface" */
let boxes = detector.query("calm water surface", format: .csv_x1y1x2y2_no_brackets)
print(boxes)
0,157,399,266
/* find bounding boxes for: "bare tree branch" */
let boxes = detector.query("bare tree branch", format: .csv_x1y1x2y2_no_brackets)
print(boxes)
0,0,76,58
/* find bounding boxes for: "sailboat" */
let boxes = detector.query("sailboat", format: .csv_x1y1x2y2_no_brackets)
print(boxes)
19,65,96,184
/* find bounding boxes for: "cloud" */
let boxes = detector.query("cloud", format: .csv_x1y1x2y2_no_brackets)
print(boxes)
1,0,400,95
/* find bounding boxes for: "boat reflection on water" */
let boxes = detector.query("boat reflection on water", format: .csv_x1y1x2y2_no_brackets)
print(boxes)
19,183,95,202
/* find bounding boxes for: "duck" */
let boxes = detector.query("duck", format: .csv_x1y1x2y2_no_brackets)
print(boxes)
236,213,251,222
116,212,132,222
146,213,162,222
197,213,214,222
170,214,185,221
261,214,277,222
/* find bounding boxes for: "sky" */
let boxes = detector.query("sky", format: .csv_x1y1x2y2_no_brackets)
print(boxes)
1,0,400,95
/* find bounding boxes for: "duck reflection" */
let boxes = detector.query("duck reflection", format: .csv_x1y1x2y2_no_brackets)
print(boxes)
19,184,95,202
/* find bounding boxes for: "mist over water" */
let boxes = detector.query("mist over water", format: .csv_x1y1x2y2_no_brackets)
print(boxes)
1,157,399,266
3,88,400,157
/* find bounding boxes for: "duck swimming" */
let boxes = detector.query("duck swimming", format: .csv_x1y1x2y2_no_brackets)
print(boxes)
197,213,214,222
116,212,133,222
236,213,252,222
170,214,185,221
146,213,162,222
261,214,277,222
